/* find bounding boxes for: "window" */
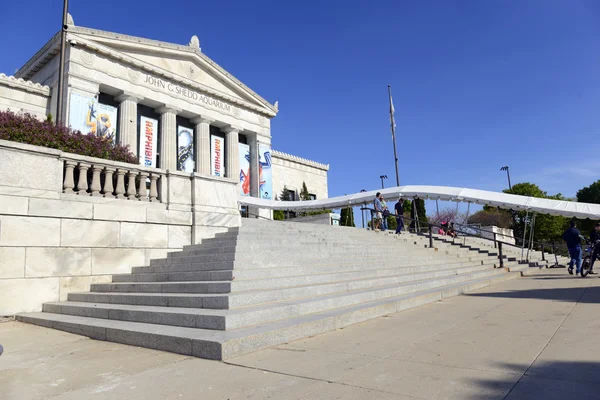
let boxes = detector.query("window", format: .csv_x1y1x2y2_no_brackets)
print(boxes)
309,194,317,200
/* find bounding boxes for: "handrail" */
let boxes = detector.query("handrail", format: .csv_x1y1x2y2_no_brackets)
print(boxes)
360,206,562,267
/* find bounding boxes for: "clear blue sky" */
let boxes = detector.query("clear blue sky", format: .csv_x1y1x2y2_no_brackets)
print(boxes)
2,1,599,208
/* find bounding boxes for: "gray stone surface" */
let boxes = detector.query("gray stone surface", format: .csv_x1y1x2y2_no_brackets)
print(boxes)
0,215,61,247
120,222,168,248
0,247,25,279
4,270,600,399
61,219,120,247
29,198,93,219
93,202,147,222
25,247,92,277
0,194,28,215
91,248,146,275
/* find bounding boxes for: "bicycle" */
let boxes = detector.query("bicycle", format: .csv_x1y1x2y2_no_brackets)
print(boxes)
581,239,600,278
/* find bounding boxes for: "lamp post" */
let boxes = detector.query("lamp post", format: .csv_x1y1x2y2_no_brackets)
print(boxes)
360,189,366,229
500,166,512,190
56,0,70,124
380,175,388,189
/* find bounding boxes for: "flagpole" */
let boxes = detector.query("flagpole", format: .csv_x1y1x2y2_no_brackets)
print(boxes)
388,85,400,187
56,0,69,125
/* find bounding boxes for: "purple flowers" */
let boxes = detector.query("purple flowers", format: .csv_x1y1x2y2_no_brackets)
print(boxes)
0,111,138,164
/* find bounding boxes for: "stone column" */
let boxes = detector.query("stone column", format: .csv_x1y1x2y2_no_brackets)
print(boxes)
224,126,240,180
191,117,214,175
156,106,179,171
116,93,139,153
248,133,260,198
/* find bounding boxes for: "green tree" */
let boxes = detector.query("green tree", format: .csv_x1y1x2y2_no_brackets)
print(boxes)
467,209,512,228
280,185,292,201
340,207,355,227
504,182,569,244
576,180,600,232
300,181,311,201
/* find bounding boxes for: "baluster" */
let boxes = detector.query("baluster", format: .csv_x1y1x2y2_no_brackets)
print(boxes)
63,160,77,193
90,165,103,196
103,167,115,198
76,162,91,195
126,170,137,200
149,173,159,202
115,169,127,199
138,172,149,201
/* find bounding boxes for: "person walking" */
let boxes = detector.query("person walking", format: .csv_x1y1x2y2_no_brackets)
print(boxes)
562,220,583,275
380,195,389,231
394,197,405,234
373,192,383,231
588,222,600,274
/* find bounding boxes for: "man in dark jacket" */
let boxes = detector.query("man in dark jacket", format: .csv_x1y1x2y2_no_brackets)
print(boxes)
588,223,600,274
562,220,583,275
394,197,405,234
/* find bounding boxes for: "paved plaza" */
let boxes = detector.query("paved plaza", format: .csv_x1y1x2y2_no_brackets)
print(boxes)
1,267,599,400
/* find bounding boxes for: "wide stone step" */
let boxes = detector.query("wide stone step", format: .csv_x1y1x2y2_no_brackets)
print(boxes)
135,252,497,274
18,271,519,360
81,265,508,309
115,258,496,283
50,266,509,330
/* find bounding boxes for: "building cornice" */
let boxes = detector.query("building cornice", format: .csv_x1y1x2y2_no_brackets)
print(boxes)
67,34,275,119
15,31,62,80
0,73,50,95
16,25,278,116
272,150,329,171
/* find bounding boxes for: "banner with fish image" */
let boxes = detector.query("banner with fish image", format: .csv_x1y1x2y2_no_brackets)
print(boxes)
177,126,195,172
238,143,250,196
258,144,272,200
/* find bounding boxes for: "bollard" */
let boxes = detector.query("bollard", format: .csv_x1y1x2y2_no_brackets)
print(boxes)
428,225,433,248
498,242,504,268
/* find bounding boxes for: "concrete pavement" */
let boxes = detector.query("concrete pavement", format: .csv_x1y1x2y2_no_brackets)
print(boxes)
1,267,599,400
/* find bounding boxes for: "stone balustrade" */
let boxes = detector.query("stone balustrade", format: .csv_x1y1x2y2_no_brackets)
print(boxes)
62,157,163,202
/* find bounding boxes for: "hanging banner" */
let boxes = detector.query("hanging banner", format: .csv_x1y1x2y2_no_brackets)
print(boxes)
211,135,225,177
177,126,194,172
238,143,250,196
139,116,158,167
68,92,97,135
96,103,118,144
259,144,273,200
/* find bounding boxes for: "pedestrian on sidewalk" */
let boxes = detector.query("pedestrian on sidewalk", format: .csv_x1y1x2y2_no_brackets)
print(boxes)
588,222,600,274
373,192,383,231
394,197,405,234
380,195,389,231
562,220,583,275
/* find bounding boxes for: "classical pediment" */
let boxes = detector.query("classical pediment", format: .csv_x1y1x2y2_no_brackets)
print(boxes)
17,26,277,117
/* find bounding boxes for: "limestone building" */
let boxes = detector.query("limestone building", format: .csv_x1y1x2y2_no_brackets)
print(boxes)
0,16,328,208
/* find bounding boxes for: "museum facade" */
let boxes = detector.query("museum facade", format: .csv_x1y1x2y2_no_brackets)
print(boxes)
0,15,328,209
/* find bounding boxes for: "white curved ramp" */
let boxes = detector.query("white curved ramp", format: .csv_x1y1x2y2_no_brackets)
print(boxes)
239,185,600,219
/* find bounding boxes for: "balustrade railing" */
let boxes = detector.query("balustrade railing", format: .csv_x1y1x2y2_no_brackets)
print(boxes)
62,158,163,202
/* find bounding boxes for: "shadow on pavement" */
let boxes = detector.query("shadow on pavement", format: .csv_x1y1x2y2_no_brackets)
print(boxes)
471,361,600,400
466,282,600,304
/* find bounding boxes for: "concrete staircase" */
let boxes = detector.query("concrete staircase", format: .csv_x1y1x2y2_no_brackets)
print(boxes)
19,219,526,360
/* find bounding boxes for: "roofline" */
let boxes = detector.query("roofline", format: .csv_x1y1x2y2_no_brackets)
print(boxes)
272,150,330,171
15,26,278,115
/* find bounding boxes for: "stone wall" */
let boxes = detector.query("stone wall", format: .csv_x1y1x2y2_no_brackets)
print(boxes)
0,139,241,315
272,150,329,200
480,226,516,245
0,74,51,119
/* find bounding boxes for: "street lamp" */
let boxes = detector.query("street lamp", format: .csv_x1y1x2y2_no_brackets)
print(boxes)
500,166,512,190
380,175,388,189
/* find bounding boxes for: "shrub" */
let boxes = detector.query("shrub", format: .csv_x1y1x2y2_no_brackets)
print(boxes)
0,110,138,164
